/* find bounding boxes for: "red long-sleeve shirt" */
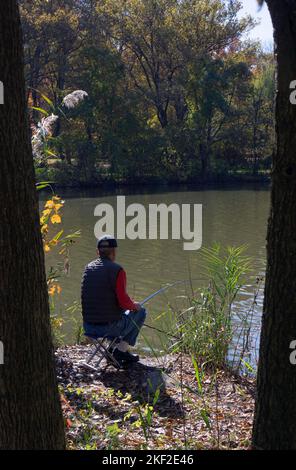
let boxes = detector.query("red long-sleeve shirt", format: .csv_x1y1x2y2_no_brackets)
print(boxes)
115,269,137,311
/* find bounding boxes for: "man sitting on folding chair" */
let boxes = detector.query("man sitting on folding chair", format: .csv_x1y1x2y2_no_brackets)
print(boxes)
81,235,146,366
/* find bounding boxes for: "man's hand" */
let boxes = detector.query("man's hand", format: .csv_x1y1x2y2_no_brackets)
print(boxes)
134,302,142,312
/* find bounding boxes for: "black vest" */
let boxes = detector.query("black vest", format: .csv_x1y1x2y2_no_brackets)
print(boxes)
81,257,123,324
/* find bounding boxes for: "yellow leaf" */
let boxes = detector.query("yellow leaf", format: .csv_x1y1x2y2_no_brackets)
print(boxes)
44,244,50,252
51,317,63,328
56,285,62,294
45,200,55,209
41,224,48,234
52,196,61,202
54,203,63,211
48,285,56,296
42,209,52,217
51,214,61,224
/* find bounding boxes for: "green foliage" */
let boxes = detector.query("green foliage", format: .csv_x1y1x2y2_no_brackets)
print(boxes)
169,245,252,369
21,0,274,184
105,423,121,450
131,387,161,448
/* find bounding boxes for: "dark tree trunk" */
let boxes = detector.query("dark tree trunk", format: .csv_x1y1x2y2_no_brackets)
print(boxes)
157,106,168,128
0,1,65,449
252,0,296,449
174,93,188,122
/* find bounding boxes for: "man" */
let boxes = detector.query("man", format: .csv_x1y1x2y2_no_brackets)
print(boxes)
81,235,146,364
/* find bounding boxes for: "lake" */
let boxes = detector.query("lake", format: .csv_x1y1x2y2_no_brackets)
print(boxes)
43,184,270,365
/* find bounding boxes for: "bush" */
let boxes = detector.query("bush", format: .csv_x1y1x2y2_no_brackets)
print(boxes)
169,245,252,370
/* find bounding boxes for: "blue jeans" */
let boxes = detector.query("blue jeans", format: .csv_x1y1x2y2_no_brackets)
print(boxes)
83,308,147,346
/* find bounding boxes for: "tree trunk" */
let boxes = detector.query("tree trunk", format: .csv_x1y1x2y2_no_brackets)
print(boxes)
0,1,65,449
157,105,168,128
252,0,296,449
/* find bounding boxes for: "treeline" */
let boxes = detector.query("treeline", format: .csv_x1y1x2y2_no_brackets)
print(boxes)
20,0,275,186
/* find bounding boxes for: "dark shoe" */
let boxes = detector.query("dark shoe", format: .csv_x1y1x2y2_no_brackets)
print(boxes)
106,347,125,368
118,350,140,363
107,347,128,363
108,347,139,364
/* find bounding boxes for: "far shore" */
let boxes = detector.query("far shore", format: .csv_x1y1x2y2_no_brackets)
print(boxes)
38,173,271,192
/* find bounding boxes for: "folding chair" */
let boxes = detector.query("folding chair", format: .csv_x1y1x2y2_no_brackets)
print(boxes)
83,334,124,371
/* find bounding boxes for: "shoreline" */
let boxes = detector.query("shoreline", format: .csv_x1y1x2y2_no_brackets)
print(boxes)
37,173,271,191
57,344,255,450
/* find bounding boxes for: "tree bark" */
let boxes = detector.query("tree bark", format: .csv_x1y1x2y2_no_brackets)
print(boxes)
252,0,296,449
0,1,65,449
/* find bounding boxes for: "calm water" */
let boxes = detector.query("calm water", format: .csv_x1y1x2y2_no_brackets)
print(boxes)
43,185,270,363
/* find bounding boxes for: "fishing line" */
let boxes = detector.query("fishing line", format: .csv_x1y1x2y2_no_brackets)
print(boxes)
139,278,206,306
139,278,206,338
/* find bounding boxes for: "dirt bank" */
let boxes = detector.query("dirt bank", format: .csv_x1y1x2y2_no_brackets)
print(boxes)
56,345,255,450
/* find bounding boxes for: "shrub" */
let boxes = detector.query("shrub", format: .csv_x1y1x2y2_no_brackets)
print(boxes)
169,244,252,370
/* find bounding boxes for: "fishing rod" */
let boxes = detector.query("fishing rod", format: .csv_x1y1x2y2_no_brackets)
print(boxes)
139,278,205,339
139,278,205,306
140,282,179,306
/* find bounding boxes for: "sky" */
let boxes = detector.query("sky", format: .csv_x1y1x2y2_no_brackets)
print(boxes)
238,0,274,46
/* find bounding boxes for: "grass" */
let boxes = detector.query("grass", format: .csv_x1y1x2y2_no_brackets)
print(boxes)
151,244,254,372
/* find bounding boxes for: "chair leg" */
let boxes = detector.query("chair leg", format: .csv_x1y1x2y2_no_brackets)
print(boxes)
98,339,123,370
85,337,123,370
86,342,102,364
